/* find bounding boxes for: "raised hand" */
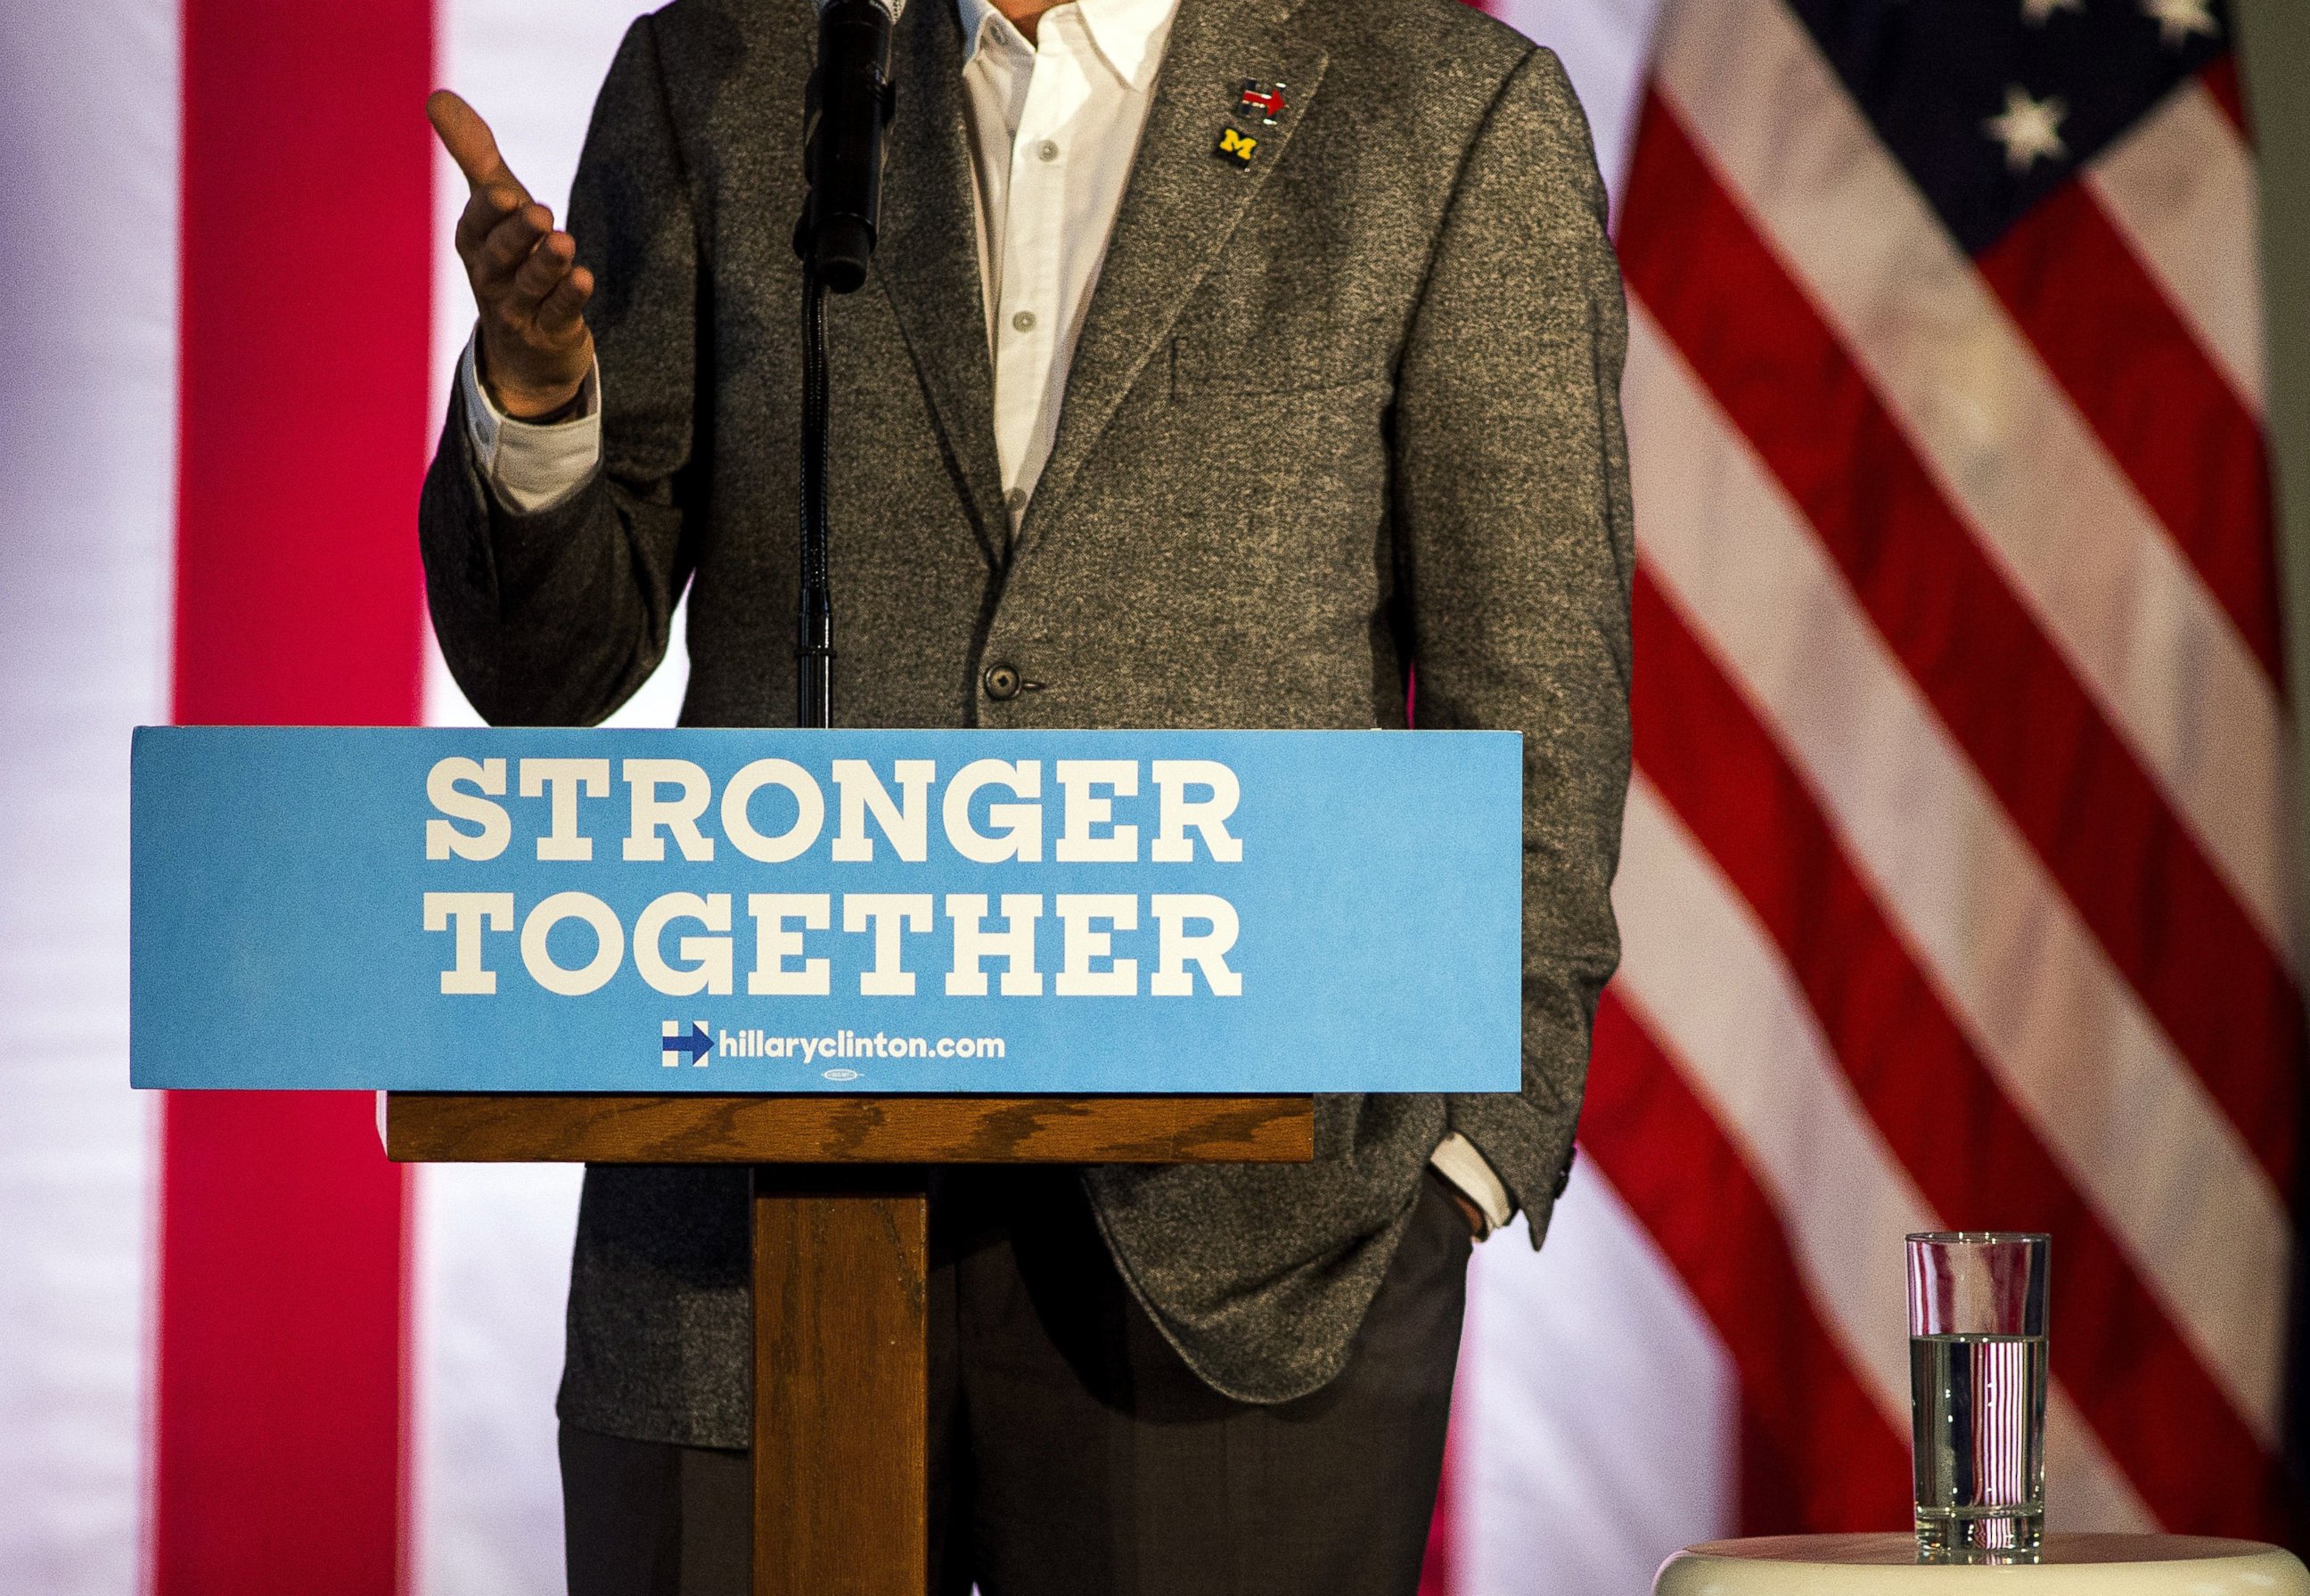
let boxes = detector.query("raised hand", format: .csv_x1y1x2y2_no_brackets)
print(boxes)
428,90,594,419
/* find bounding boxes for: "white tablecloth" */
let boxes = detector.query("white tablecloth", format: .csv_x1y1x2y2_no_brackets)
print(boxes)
1654,1533,2307,1594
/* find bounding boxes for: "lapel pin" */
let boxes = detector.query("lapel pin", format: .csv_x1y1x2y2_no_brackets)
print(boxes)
1237,79,1287,126
1213,125,1259,168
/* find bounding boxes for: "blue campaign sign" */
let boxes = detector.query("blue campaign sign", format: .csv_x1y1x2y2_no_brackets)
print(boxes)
130,727,1522,1093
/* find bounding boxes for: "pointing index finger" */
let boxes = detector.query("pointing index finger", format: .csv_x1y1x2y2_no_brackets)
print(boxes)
427,89,530,204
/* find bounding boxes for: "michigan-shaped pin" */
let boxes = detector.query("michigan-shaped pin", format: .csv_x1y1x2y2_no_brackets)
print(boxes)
1213,125,1258,168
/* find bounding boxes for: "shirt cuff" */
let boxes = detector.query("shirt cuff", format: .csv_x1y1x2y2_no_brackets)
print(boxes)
1430,1132,1515,1240
458,329,602,515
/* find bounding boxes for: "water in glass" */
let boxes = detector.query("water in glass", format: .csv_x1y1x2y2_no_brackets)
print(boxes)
1909,1330,2047,1556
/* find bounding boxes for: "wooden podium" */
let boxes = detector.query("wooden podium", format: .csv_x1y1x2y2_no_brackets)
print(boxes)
385,1092,1315,1595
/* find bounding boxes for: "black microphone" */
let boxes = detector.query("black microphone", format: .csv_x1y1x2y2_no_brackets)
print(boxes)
797,0,901,294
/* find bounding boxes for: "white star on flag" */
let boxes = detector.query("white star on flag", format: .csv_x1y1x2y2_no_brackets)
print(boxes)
1983,84,2069,172
2021,0,2084,23
2141,0,2220,46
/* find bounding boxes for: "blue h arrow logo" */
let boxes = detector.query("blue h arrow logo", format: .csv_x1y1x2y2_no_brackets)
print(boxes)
660,1019,713,1068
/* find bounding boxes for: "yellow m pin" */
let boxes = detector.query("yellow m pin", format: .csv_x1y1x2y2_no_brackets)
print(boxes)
1212,126,1258,168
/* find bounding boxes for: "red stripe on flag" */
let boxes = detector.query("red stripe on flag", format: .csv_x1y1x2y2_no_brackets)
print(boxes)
1634,570,2282,1534
1976,178,2281,683
155,2,433,1592
1418,1411,1462,1596
1619,93,2301,1187
2200,53,2249,143
172,3,433,725
1582,994,1913,1533
154,1101,414,1592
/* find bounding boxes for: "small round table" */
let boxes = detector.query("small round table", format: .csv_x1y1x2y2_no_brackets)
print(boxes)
1653,1533,2309,1594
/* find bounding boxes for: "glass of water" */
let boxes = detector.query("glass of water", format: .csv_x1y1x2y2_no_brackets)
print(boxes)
1905,1232,2049,1560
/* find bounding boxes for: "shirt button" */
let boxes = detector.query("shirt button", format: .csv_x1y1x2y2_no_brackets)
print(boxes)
982,663,1021,701
1012,309,1036,333
1036,139,1060,162
1004,487,1028,515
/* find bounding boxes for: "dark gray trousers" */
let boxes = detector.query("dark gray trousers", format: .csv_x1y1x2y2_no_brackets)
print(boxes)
562,1168,1470,1596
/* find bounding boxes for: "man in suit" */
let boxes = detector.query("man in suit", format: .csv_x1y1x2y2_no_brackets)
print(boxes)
419,0,1630,1584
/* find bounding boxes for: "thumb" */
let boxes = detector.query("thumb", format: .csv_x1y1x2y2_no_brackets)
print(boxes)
427,89,529,202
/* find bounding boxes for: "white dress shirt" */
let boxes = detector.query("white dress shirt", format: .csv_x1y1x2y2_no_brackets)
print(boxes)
955,0,1174,517
455,0,1517,1238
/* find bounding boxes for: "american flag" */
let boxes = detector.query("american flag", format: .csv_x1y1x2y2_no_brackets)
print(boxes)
0,1,2290,1592
1446,0,2290,1574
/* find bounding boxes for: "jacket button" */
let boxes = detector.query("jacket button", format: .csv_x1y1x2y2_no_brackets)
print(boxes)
982,663,1021,701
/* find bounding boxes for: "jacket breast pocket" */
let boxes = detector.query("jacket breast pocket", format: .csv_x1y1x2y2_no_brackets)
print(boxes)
1167,321,1395,400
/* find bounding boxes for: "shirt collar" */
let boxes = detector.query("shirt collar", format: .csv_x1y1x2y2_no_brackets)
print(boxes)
953,0,1177,89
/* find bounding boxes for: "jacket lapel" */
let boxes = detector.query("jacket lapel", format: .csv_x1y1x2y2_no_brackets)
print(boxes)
874,0,1009,565
1015,0,1327,555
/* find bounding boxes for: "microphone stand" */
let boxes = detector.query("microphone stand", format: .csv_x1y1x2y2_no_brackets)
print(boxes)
792,0,896,731
797,265,834,731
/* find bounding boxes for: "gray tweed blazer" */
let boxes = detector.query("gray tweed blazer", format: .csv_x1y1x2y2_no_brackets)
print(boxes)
419,0,1631,1447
